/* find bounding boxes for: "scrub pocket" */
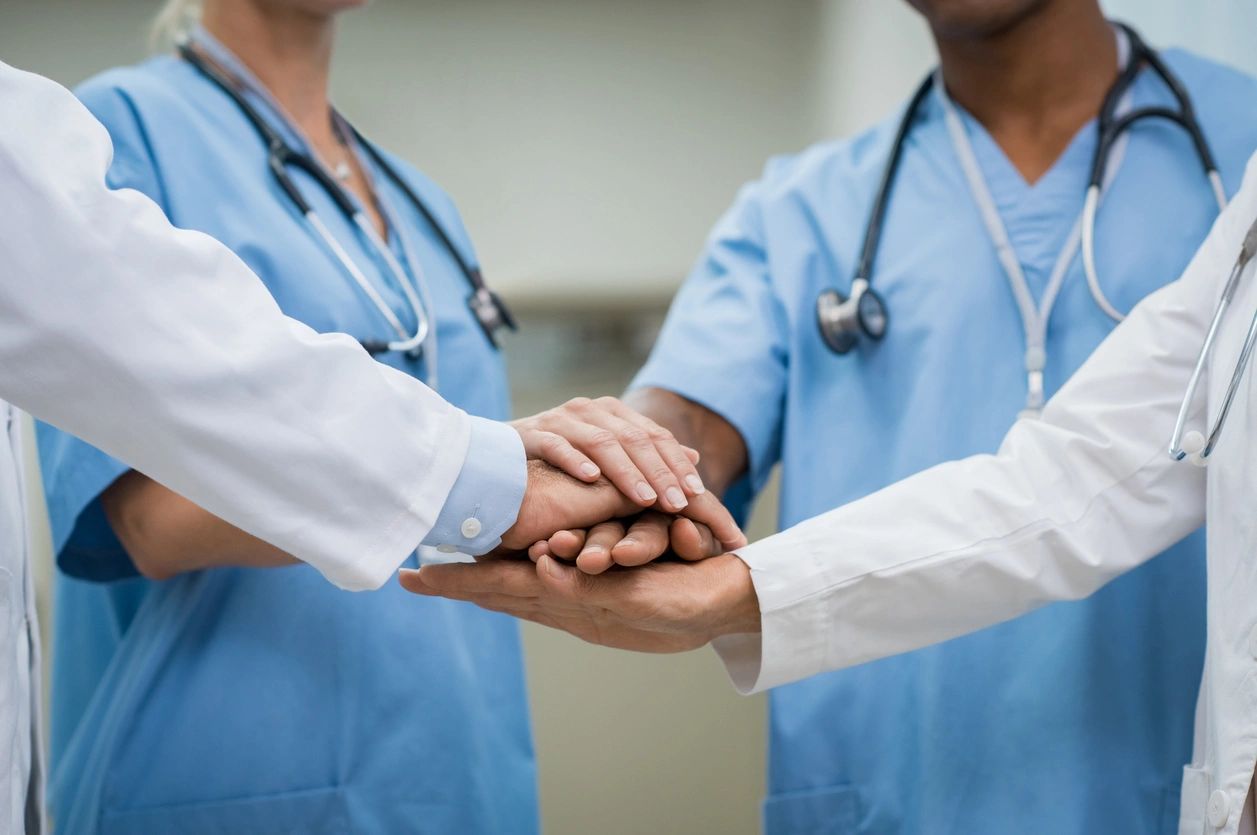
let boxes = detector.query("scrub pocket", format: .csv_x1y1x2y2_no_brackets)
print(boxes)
762,784,860,835
99,786,350,835
1178,766,1210,835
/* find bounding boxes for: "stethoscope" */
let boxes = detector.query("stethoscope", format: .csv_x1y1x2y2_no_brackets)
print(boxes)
179,42,516,358
817,23,1225,418
1169,215,1257,466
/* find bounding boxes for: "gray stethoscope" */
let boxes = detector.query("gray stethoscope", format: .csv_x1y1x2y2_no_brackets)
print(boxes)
179,42,516,358
817,23,1225,418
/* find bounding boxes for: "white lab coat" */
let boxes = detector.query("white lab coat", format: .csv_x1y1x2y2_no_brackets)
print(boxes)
0,62,504,833
718,151,1257,834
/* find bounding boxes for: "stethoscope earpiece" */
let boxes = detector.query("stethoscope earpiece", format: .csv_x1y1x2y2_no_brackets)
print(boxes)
1180,430,1209,467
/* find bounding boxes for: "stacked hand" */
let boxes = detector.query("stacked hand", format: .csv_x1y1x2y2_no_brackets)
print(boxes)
398,396,761,652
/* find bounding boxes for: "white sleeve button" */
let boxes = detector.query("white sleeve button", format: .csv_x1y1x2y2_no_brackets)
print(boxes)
436,544,459,554
460,518,483,540
1207,790,1230,828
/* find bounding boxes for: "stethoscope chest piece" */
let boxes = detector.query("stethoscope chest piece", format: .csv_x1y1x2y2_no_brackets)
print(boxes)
468,285,518,348
816,278,888,355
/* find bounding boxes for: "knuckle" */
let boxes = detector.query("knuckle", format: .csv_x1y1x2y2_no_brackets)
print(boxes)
646,424,675,443
565,396,592,412
619,427,651,448
537,433,567,456
587,429,619,449
594,395,621,409
647,464,675,483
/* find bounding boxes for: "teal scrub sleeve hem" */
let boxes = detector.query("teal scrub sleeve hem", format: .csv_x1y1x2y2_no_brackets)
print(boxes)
420,417,526,555
35,423,136,581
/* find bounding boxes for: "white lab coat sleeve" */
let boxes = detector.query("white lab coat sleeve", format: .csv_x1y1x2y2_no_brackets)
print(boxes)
0,61,524,591
714,151,1257,695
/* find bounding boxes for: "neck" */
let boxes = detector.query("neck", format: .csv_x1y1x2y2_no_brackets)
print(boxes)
935,1,1116,182
201,0,335,130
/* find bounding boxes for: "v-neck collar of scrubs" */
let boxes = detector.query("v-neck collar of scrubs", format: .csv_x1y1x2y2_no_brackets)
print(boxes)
930,27,1131,414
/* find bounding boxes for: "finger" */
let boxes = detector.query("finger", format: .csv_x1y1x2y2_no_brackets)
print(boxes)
547,529,587,561
575,521,626,575
678,491,747,551
528,541,551,562
535,554,600,604
546,415,658,507
611,512,671,567
534,554,648,614
398,568,435,596
597,398,707,500
684,446,701,465
669,517,722,561
413,561,544,599
521,430,601,482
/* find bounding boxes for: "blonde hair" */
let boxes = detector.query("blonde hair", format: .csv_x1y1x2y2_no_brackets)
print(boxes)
149,0,203,50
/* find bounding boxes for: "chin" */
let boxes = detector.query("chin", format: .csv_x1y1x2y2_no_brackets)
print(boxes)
906,0,1053,39
286,0,369,15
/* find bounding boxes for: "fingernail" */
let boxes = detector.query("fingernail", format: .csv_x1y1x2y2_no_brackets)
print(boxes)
666,486,688,509
540,556,562,578
581,545,605,556
636,482,657,502
619,538,637,547
580,462,600,478
685,474,706,495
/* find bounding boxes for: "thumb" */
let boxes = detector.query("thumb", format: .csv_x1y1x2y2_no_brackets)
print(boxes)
536,554,595,601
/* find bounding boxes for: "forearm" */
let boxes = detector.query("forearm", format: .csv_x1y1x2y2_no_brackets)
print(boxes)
623,387,748,497
102,472,297,580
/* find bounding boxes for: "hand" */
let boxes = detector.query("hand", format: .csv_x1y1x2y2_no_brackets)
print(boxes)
533,512,727,574
512,397,705,514
399,553,762,653
500,460,638,552
502,462,746,556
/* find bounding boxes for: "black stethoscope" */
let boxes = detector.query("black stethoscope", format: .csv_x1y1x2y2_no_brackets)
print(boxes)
816,22,1223,357
179,42,517,358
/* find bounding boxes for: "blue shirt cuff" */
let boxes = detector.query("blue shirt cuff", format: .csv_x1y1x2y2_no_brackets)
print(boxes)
421,416,526,555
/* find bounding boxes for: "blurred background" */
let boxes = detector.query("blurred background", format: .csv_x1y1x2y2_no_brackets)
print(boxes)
3,0,1254,831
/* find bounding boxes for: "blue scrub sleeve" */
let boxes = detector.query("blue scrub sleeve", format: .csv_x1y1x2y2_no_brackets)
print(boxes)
34,80,173,581
420,416,526,554
630,180,789,491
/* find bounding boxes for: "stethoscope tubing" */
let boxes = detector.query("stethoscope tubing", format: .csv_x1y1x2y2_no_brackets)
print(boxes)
823,22,1224,422
1169,218,1257,463
180,42,442,357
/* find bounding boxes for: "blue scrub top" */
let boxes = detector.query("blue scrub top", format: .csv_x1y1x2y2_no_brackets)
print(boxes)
38,53,537,834
635,50,1257,835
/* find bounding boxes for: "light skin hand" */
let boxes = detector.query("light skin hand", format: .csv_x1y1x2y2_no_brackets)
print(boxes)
102,470,298,580
399,552,762,653
511,396,705,513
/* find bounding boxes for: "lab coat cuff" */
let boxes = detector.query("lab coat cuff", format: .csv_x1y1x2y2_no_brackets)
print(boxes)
713,541,831,694
420,417,526,556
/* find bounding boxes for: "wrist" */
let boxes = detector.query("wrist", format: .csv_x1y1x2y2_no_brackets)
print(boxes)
706,554,761,638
